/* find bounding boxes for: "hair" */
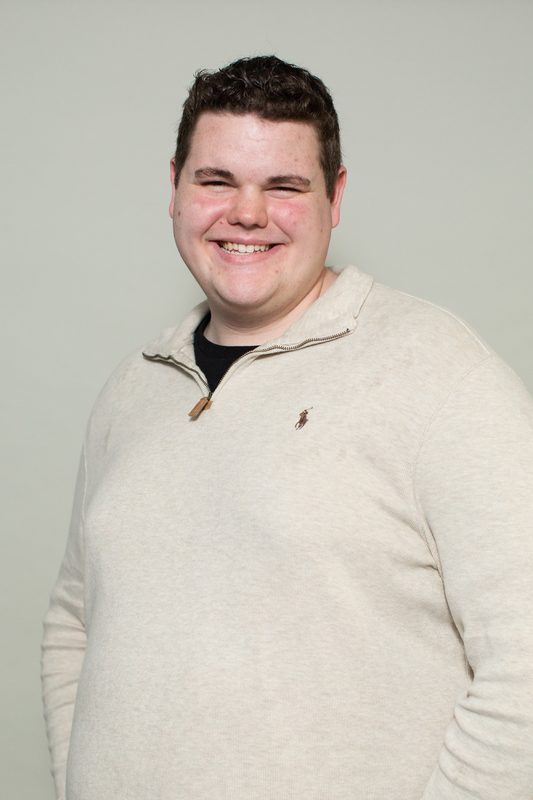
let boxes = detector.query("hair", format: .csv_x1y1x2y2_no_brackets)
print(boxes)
173,55,342,198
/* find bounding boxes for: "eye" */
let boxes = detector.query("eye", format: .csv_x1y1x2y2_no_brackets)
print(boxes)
270,186,301,194
197,180,235,195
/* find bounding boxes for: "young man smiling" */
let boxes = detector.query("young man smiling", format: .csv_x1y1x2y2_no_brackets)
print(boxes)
169,111,345,344
42,56,533,800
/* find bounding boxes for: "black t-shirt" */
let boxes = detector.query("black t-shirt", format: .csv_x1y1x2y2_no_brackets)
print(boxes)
193,314,257,393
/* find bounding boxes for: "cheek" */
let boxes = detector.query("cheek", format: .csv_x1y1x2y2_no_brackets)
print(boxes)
174,194,227,234
274,200,311,232
273,200,332,261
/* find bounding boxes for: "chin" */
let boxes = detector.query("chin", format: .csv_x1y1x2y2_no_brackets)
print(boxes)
212,275,279,309
218,291,273,313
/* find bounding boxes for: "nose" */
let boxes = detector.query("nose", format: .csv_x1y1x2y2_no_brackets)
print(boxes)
226,186,268,229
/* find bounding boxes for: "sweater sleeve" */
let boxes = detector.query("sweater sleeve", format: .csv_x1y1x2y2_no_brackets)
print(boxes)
414,355,533,800
41,449,87,800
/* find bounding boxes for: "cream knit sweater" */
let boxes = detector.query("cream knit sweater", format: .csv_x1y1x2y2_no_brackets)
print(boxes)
42,267,533,800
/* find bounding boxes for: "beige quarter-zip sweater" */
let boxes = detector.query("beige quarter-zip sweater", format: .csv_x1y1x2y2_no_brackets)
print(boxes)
42,266,533,800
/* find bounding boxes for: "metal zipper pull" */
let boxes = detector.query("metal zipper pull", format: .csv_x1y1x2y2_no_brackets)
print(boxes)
188,395,212,419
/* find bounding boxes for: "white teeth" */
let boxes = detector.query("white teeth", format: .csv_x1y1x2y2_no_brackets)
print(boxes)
221,242,271,253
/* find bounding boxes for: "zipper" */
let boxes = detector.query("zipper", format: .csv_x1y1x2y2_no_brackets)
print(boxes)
188,395,212,418
144,326,353,418
244,327,352,357
142,353,212,417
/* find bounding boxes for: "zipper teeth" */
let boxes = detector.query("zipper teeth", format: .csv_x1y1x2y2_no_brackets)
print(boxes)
143,327,352,396
253,327,352,355
206,329,352,392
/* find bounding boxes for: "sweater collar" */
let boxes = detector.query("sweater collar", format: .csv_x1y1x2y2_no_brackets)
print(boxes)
142,266,373,361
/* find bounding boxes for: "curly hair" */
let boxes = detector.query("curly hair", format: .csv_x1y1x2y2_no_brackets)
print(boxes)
173,55,342,198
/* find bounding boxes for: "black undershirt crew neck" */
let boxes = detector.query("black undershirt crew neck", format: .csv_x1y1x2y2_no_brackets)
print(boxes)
193,313,257,393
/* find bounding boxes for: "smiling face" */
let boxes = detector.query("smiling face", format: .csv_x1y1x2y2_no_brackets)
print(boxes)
170,112,346,341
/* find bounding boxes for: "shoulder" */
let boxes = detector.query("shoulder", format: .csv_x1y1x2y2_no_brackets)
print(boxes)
337,269,526,426
360,277,492,378
366,278,533,432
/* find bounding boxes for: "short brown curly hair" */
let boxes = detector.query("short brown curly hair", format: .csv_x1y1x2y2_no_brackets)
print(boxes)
173,55,342,199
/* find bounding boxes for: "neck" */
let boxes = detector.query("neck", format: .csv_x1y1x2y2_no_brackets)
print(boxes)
204,268,338,346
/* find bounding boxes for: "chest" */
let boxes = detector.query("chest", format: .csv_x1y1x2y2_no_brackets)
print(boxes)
84,347,433,604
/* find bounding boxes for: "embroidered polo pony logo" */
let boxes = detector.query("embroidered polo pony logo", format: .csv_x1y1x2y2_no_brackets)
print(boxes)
295,407,313,430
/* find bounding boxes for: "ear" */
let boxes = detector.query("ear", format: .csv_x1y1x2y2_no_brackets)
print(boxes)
169,159,177,218
330,166,347,228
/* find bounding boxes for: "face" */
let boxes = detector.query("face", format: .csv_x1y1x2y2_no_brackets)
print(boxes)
170,112,346,328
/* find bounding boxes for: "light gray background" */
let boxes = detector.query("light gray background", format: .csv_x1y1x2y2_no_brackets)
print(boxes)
2,1,532,797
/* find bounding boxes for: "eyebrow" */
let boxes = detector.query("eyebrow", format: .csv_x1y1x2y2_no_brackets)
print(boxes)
267,174,311,188
194,167,234,181
194,167,311,188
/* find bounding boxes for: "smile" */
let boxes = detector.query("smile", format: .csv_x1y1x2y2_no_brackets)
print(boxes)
219,241,273,253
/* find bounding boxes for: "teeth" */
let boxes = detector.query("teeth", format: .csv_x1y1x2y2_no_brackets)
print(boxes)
221,242,271,253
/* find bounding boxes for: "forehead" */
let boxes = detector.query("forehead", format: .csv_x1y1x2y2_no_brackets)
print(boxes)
186,112,322,174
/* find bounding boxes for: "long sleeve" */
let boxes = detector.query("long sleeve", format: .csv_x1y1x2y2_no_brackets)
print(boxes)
41,450,87,800
415,356,533,799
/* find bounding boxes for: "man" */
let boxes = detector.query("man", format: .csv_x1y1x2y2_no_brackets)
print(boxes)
42,56,533,800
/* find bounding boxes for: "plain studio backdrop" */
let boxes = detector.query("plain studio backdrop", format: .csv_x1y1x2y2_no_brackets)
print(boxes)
1,1,532,797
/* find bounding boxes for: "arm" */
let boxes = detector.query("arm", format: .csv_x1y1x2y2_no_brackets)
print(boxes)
415,356,533,800
41,450,87,800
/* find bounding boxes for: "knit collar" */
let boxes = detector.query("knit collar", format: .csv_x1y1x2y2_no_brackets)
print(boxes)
142,266,373,361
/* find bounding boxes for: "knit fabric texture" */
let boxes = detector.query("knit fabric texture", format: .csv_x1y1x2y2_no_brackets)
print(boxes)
41,266,533,800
